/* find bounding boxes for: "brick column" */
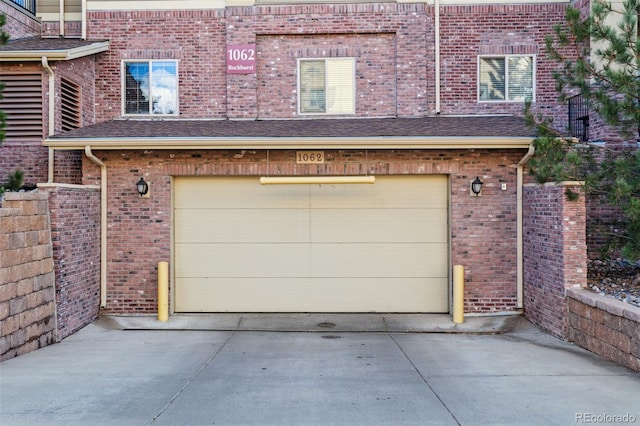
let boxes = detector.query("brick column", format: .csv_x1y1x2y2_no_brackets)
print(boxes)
523,182,587,338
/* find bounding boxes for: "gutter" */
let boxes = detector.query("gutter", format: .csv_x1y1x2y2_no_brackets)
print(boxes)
84,146,108,309
41,57,55,138
0,42,110,61
435,0,441,114
44,136,534,150
42,57,56,183
82,0,87,39
517,144,535,309
59,0,65,37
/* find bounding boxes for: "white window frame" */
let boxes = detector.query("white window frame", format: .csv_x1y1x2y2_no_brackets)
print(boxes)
477,55,536,103
297,57,356,116
122,60,179,116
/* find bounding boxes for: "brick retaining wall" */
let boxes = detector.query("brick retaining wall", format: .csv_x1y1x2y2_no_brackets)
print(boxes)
41,185,102,339
567,288,640,372
0,192,56,361
523,182,588,338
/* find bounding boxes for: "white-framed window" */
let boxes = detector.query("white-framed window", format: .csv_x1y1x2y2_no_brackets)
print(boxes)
478,55,535,102
298,58,355,115
123,60,178,115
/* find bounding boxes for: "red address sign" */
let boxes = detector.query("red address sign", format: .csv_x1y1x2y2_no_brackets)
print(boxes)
227,44,256,74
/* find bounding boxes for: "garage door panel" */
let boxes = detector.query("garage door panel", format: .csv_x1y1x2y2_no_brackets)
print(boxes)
175,278,311,312
175,177,311,209
308,278,449,312
175,278,448,312
175,243,311,278
311,244,448,277
310,209,448,243
175,209,311,243
309,176,448,209
176,243,448,279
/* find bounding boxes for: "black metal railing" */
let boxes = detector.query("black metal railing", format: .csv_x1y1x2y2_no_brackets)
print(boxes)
8,0,36,16
568,93,589,142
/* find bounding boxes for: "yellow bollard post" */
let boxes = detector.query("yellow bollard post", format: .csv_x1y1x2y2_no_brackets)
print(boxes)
453,264,464,324
158,261,169,322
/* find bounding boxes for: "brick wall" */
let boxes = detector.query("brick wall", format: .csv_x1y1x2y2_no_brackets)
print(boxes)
567,288,640,372
0,56,93,185
88,3,567,122
0,192,56,361
88,9,226,122
439,3,568,125
41,20,82,38
0,143,83,187
0,143,49,186
1,1,41,39
523,182,587,338
82,148,526,314
41,185,101,339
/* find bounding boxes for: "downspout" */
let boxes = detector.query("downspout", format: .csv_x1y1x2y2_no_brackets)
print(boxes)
434,0,441,114
81,0,87,40
517,144,535,309
59,0,65,37
42,57,56,183
84,146,108,308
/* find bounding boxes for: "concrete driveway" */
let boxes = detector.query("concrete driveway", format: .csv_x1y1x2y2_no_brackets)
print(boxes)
0,315,638,426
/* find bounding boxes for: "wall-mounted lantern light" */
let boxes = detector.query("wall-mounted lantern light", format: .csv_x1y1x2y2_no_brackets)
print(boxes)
136,177,149,198
470,176,483,197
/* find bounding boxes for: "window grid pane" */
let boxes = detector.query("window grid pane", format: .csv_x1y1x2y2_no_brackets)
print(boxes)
125,62,150,114
151,61,178,114
479,58,505,101
326,59,355,114
507,56,533,101
300,61,326,113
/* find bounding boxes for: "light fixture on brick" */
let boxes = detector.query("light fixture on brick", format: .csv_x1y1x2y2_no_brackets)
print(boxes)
136,177,149,198
470,176,483,197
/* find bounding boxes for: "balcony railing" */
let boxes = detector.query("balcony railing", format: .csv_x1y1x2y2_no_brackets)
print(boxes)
8,0,36,15
568,93,589,142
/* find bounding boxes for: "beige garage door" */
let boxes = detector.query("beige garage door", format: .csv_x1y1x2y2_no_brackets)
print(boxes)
174,175,449,313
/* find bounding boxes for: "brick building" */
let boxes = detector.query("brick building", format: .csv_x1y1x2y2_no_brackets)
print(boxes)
1,0,580,317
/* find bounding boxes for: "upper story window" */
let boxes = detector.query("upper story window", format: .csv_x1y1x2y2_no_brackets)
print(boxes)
298,58,355,115
478,55,535,102
123,60,178,116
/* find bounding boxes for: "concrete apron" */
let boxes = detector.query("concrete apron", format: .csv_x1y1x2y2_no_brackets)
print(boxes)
3,314,638,426
98,313,525,334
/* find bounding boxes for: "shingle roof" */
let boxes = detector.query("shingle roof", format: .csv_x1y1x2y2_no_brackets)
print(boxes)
51,115,536,139
0,37,109,60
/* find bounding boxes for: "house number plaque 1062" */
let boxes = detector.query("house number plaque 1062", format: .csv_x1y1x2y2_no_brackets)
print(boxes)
296,151,325,164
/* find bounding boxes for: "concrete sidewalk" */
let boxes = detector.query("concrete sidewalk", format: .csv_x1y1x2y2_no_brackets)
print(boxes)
0,315,638,426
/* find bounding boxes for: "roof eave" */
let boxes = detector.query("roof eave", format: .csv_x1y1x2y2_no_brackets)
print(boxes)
0,41,110,61
43,136,535,150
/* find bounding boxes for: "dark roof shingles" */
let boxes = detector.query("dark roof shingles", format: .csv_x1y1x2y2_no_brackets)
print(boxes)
52,116,536,139
0,37,107,52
